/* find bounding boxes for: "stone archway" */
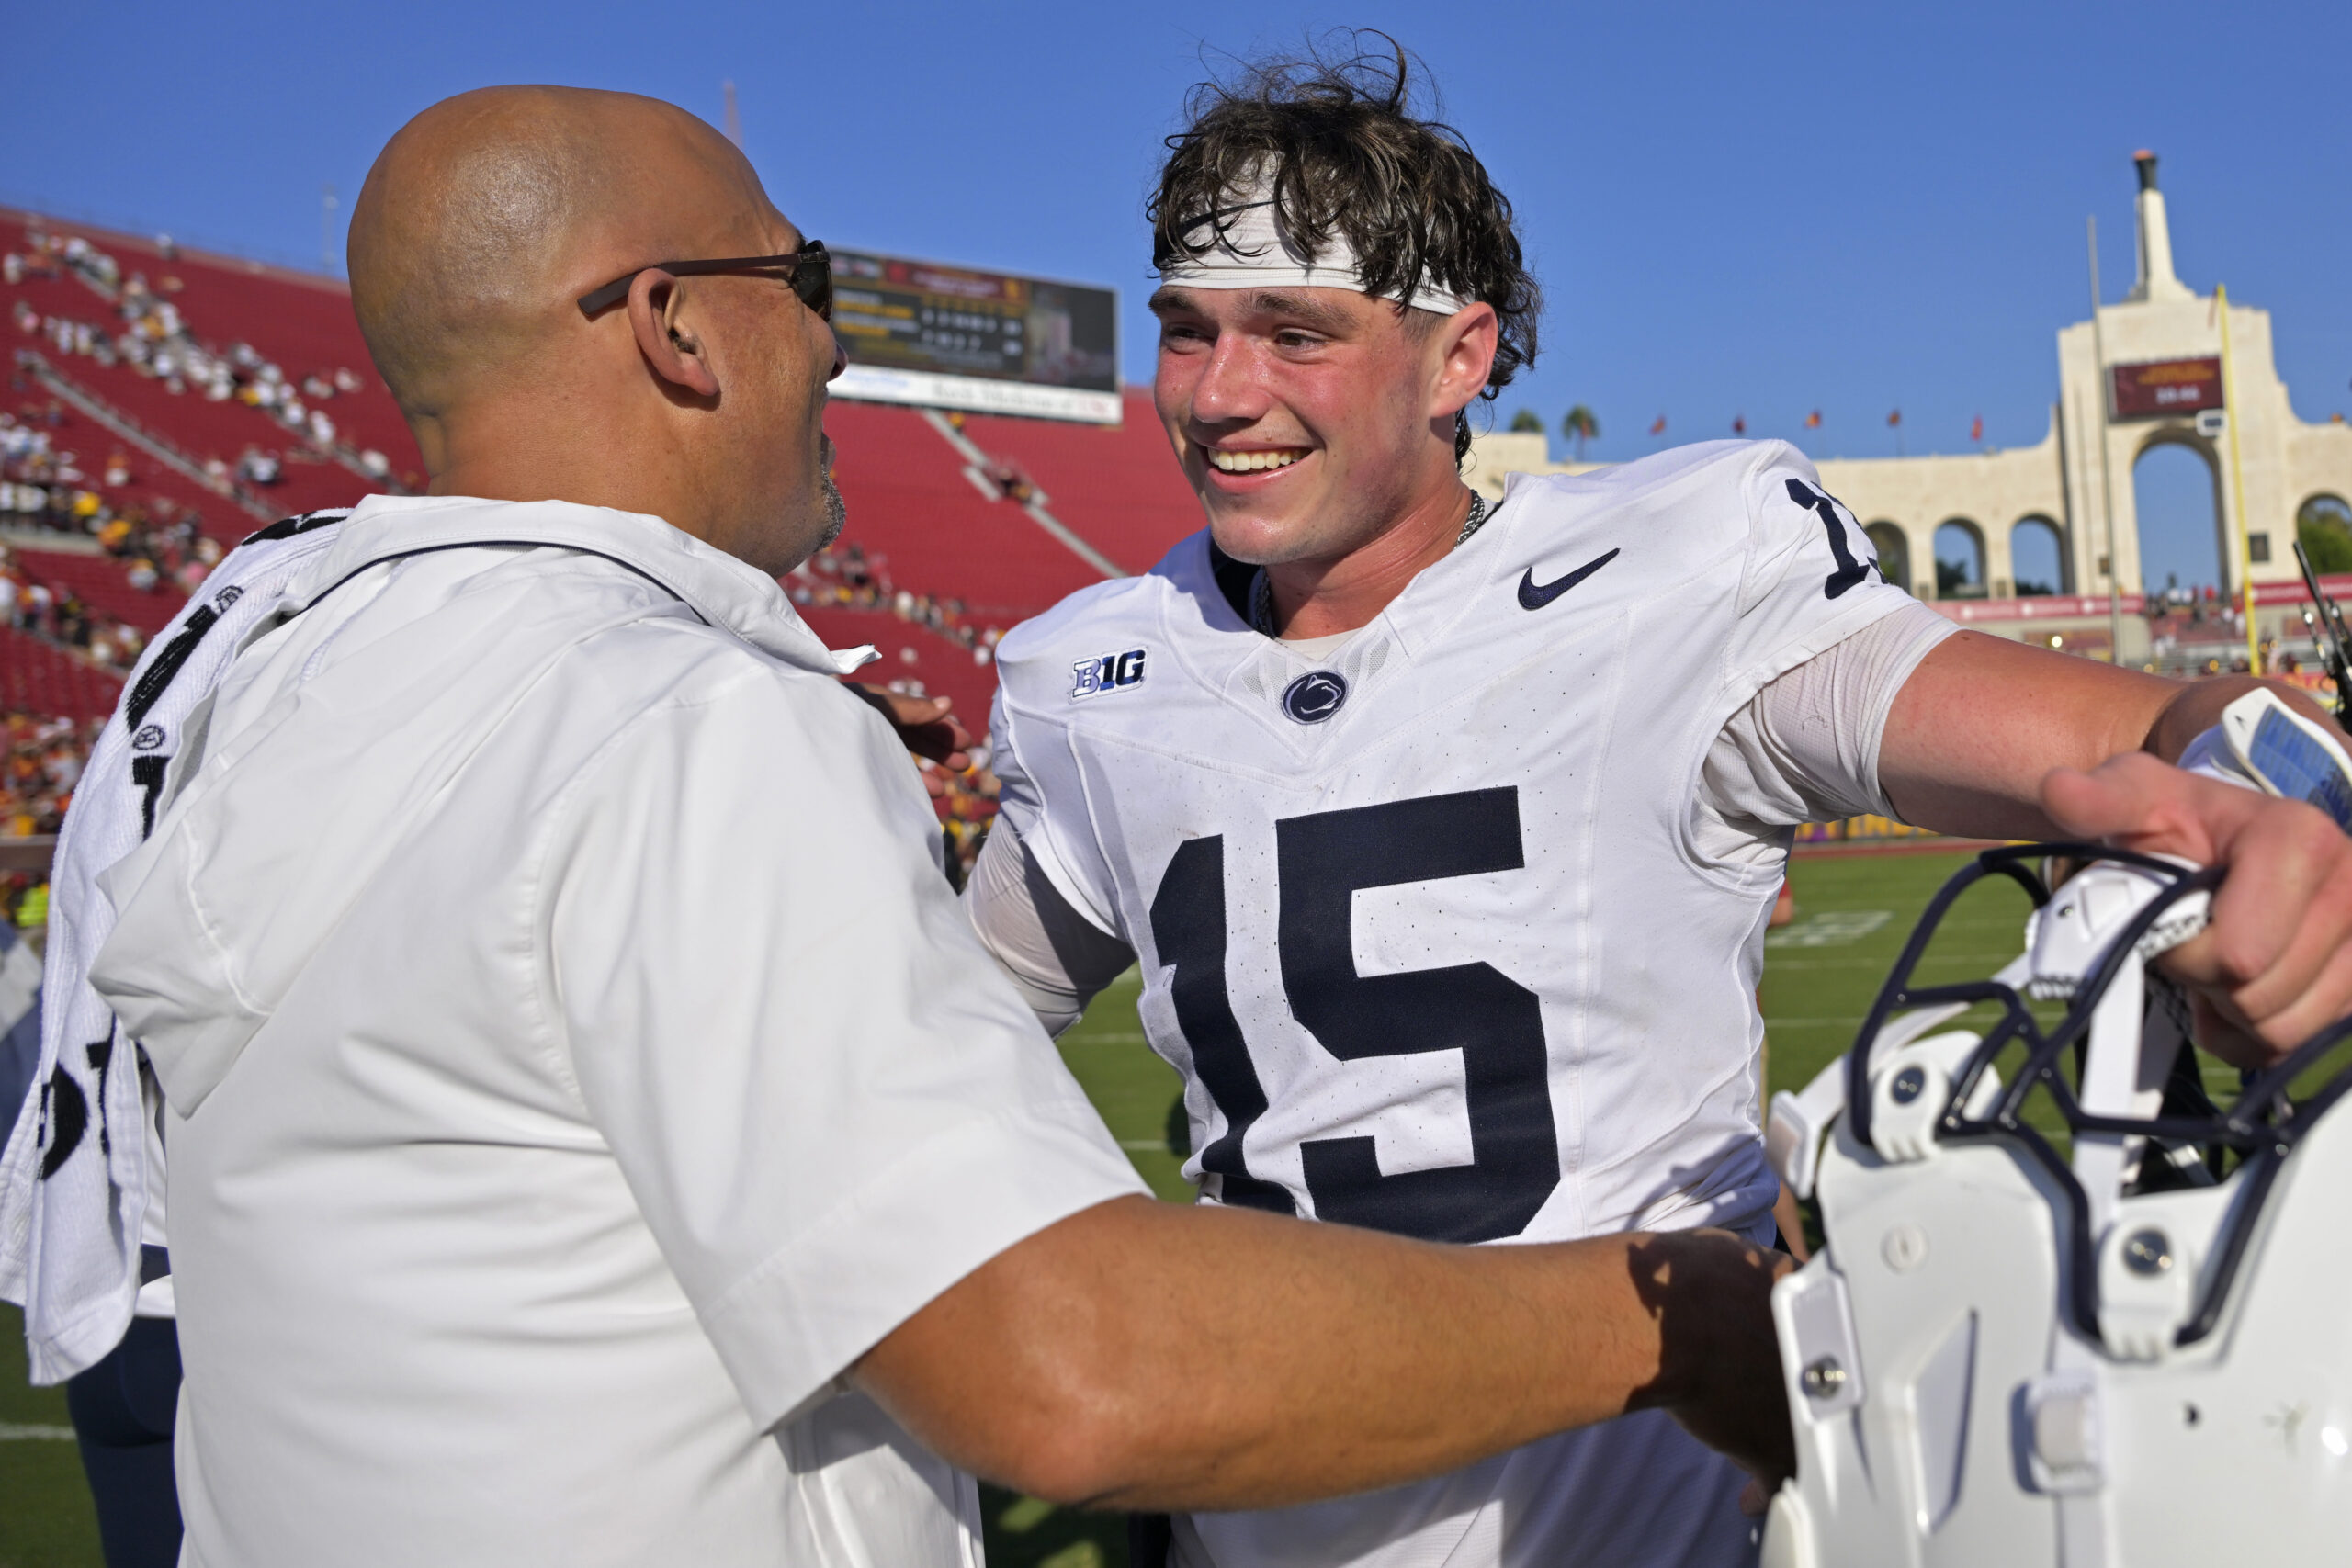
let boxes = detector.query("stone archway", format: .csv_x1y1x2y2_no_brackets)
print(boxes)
2301,493,2352,574
2010,516,2070,597
2132,432,2226,603
1865,523,1910,595
1934,519,1987,599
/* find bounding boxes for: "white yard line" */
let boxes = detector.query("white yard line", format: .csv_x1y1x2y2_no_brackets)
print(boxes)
1769,952,2018,972
0,1422,76,1440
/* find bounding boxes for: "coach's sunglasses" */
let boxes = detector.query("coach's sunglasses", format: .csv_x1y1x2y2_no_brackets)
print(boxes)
576,239,832,321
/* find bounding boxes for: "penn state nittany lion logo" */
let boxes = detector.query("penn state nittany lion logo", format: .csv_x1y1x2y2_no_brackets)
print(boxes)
1281,671,1348,725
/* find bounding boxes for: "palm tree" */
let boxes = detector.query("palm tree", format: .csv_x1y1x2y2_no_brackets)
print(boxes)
1562,405,1599,460
1509,409,1543,434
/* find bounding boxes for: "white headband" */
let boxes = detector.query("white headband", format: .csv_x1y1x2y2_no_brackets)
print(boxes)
1157,184,1474,317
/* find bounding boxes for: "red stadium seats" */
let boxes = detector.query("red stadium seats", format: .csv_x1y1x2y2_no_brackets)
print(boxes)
1,208,1213,746
958,391,1202,578
795,605,1004,728
16,549,182,635
821,400,1111,623
0,624,120,721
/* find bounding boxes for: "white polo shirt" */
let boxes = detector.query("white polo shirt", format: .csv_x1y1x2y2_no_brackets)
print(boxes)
88,493,1147,1568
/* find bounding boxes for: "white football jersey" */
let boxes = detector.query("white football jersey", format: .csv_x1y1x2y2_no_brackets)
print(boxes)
989,440,1913,1566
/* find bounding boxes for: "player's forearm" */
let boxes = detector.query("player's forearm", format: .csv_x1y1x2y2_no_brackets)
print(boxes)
1886,652,2334,840
1876,633,2325,839
855,1196,1786,1512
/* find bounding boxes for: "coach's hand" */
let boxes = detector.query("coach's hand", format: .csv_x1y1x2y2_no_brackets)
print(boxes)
1627,1229,1795,1492
848,684,973,797
2042,750,2352,1067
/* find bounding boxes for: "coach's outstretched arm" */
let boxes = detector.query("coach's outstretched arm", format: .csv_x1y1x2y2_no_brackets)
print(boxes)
856,1198,1788,1511
1882,631,2352,1063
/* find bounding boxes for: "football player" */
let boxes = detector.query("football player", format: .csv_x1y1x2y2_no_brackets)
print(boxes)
963,42,2352,1568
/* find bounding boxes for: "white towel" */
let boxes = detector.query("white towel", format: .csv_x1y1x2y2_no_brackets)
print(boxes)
0,509,349,1383
0,926,46,1150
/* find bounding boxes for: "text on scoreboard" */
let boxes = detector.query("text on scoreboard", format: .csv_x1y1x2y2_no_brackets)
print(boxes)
829,249,1119,424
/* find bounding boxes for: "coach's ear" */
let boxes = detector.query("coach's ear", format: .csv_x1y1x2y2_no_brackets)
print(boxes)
626,269,721,401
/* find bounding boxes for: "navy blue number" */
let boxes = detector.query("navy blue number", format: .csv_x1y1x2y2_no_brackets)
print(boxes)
1149,790,1559,1243
1785,479,1872,600
1278,788,1557,1243
1148,835,1295,1214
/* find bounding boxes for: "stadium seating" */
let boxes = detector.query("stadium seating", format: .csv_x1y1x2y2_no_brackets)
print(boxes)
959,392,1201,579
0,207,1214,760
795,604,1003,730
2,212,403,521
0,624,119,720
821,400,1114,624
15,548,182,635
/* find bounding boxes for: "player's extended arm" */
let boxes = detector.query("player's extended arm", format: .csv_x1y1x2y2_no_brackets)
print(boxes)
1882,630,2352,1061
854,1195,1790,1512
1877,628,2320,838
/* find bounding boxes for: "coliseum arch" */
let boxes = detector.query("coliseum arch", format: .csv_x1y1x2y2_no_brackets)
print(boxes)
2301,493,2352,574
1864,523,1910,595
1933,519,1987,599
1465,153,2352,663
2132,428,2226,598
2009,515,2070,596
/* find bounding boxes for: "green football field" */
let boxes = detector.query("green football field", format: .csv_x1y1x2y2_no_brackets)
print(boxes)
4,846,2022,1568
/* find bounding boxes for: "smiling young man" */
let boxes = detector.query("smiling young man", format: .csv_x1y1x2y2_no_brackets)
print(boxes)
965,46,2352,1568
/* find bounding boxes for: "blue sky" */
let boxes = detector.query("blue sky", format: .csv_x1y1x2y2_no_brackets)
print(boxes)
6,1,2344,590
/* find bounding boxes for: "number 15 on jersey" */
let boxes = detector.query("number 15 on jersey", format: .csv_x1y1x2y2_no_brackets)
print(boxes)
1146,786,1561,1245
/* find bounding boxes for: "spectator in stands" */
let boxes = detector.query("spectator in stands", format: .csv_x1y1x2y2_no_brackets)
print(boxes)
0,713,95,835
786,543,1008,658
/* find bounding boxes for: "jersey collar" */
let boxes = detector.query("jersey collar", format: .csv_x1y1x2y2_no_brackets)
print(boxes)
288,493,876,677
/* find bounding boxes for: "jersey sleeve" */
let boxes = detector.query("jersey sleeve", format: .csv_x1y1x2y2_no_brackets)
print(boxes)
1702,599,1959,827
986,681,1126,941
1724,444,1919,700
543,670,1146,1432
963,819,1136,1038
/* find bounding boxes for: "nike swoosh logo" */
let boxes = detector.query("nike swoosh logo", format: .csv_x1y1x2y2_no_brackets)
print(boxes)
1517,547,1621,610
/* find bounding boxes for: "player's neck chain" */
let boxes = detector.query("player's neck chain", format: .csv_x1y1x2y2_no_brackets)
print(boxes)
1250,490,1492,638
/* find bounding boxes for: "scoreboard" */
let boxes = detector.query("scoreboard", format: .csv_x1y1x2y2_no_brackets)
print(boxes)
2109,356,2223,420
829,249,1119,424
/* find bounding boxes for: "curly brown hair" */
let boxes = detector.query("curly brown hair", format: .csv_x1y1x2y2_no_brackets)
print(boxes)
1149,34,1541,463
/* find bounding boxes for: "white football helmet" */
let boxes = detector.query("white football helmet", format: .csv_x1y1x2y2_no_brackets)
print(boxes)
1761,699,2352,1567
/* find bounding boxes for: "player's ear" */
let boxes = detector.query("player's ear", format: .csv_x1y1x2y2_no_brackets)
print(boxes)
1428,301,1498,422
626,269,722,401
